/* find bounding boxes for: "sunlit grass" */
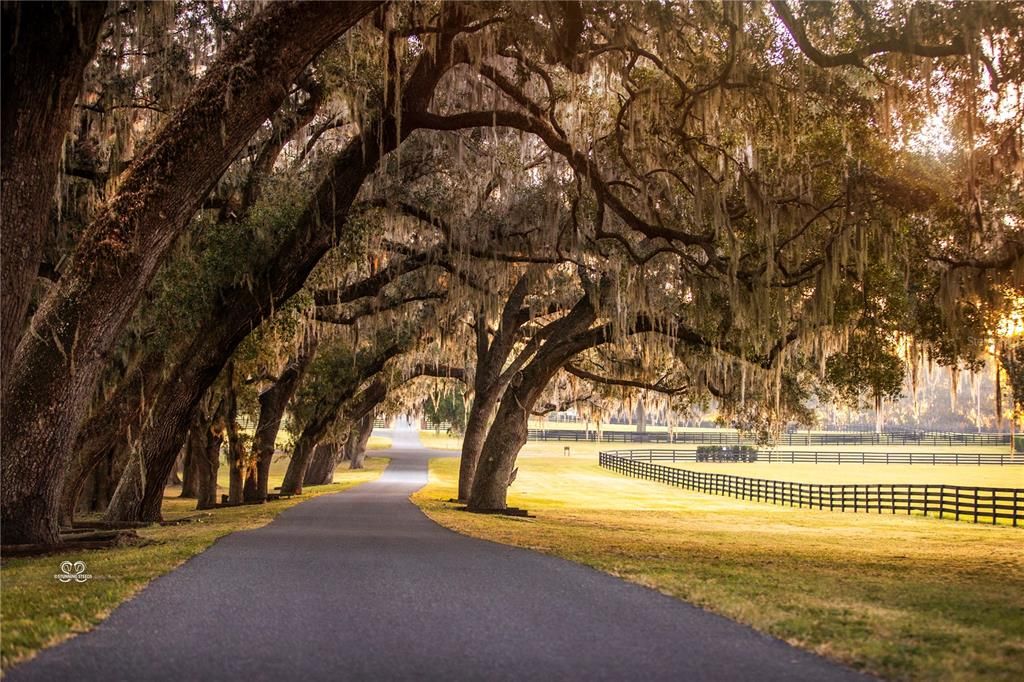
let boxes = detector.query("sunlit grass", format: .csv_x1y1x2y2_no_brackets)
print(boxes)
419,431,463,450
413,456,1024,681
0,458,388,670
524,421,1012,437
422,430,1017,462
658,461,1023,487
524,438,1008,455
529,420,672,432
366,435,392,450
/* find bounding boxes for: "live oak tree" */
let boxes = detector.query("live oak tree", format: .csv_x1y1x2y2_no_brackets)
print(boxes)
1,1,107,377
1,1,381,545
4,1,1023,541
41,3,506,531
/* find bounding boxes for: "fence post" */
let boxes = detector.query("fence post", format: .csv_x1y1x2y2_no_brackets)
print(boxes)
600,448,1021,526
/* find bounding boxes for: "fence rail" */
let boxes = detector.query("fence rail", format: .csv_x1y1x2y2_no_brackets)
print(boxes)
531,429,1013,447
598,451,1023,526
599,448,1024,466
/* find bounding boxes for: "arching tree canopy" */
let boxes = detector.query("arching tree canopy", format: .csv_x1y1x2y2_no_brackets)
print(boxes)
2,0,1022,543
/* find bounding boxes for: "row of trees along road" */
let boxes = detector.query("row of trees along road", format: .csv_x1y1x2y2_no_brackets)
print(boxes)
2,1,1022,546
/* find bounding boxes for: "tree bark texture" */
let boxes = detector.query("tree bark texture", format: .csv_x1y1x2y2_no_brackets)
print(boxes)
242,466,259,503
195,403,227,510
1,1,108,378
180,443,199,498
253,340,319,501
348,414,375,470
459,275,532,500
1,0,381,545
59,352,163,525
225,365,246,504
468,291,602,511
459,387,500,501
303,441,343,486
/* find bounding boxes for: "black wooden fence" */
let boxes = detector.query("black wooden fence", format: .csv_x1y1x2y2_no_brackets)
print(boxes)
531,429,1013,446
601,448,1024,466
598,450,1024,526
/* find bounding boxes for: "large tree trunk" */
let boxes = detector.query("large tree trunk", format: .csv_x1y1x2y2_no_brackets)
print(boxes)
467,395,533,510
348,414,375,470
225,364,246,504
227,438,245,503
103,354,224,523
458,388,500,500
1,2,107,378
457,275,533,500
253,341,319,501
0,1,381,546
180,427,200,498
101,446,150,526
195,403,227,510
59,353,163,525
468,289,601,511
243,465,260,503
280,431,320,496
304,441,343,486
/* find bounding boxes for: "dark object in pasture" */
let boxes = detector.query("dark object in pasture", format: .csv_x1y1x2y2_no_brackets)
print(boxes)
695,446,759,463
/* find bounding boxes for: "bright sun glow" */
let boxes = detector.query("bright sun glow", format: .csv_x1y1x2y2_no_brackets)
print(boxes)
997,297,1024,337
905,111,956,156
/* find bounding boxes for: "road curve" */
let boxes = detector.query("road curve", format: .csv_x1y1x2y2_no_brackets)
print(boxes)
9,431,868,681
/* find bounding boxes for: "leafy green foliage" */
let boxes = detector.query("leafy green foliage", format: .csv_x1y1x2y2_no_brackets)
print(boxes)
825,334,905,409
998,339,1024,414
423,389,466,434
716,368,820,444
147,184,307,351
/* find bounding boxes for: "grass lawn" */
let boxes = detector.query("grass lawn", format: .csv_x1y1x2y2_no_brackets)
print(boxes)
529,420,672,432
523,438,1013,457
526,421,1015,437
0,457,388,671
661,461,1024,487
419,431,463,450
366,434,392,450
412,455,1024,681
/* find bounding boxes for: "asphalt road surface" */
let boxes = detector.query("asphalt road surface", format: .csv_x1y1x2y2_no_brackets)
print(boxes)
9,430,868,681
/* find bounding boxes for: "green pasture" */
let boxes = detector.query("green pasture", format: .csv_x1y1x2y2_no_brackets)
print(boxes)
413,455,1024,681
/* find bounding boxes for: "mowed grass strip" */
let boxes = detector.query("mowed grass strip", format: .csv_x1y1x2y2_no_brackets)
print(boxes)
419,432,463,450
660,461,1024,487
0,457,388,670
412,456,1024,681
